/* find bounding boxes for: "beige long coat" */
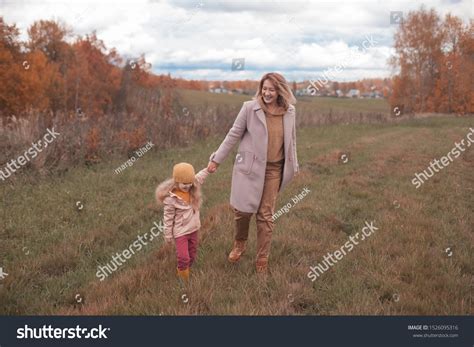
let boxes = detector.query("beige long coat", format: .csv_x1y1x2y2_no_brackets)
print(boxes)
210,99,299,213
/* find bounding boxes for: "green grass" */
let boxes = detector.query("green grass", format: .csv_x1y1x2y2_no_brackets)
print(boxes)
0,116,472,315
177,89,390,114
296,95,389,113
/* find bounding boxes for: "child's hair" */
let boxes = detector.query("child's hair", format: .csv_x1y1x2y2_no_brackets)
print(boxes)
155,177,203,210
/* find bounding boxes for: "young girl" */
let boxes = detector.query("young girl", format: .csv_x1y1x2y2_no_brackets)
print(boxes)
155,162,210,281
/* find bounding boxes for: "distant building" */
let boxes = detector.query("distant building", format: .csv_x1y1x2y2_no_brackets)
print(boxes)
295,88,311,96
346,89,360,98
361,90,383,99
209,87,229,94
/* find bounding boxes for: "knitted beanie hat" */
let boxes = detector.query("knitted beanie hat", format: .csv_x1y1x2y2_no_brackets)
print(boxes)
172,162,195,183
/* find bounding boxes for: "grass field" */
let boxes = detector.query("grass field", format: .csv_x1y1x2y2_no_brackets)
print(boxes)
0,115,472,315
177,89,390,114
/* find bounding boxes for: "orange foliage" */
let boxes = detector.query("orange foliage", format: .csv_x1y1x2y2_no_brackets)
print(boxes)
390,7,472,114
85,127,101,163
127,127,146,151
117,127,147,153
0,18,169,119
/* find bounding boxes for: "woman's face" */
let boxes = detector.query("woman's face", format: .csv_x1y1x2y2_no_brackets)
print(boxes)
261,79,278,105
178,182,193,192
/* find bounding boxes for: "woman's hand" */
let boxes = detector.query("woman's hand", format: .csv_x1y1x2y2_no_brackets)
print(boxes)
207,161,219,173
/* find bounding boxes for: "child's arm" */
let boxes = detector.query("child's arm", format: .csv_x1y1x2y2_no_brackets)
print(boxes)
163,197,176,243
194,168,210,186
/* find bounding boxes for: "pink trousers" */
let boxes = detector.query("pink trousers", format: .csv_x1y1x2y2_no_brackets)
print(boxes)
174,230,198,270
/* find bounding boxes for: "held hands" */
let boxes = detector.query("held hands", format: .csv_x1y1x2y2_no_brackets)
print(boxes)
207,161,219,173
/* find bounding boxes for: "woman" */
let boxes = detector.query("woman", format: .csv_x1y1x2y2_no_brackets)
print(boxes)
207,72,299,274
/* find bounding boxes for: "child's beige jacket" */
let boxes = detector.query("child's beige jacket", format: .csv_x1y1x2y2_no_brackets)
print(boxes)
159,169,209,241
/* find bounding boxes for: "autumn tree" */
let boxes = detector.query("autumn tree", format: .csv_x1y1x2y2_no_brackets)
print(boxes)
0,18,24,115
390,7,472,114
71,33,121,116
433,15,473,113
26,20,75,115
0,18,56,116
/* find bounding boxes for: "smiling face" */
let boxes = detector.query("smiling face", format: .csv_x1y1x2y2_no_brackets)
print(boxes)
178,182,193,192
261,79,278,105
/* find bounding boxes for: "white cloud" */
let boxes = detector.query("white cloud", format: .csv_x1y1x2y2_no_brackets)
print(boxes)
1,0,470,81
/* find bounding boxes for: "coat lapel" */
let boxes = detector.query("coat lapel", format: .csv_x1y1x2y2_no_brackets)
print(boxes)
253,101,294,161
283,109,293,160
252,103,268,161
254,107,268,133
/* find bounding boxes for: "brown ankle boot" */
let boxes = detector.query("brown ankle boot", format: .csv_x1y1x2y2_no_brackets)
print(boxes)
256,257,268,274
228,240,246,263
177,267,189,281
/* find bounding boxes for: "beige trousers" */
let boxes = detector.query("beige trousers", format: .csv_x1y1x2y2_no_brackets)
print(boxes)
232,159,284,261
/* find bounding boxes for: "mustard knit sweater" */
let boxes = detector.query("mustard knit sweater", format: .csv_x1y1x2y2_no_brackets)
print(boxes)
265,111,285,163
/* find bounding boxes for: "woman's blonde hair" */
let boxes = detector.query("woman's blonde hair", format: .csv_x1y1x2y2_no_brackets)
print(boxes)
254,72,296,111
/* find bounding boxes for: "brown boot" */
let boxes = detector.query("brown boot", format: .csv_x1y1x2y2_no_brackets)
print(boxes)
256,257,268,274
228,240,246,263
177,267,189,281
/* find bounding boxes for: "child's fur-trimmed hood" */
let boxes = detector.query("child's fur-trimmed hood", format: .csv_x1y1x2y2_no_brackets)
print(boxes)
155,177,202,211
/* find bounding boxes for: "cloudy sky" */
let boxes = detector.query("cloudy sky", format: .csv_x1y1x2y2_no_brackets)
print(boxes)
2,0,471,81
